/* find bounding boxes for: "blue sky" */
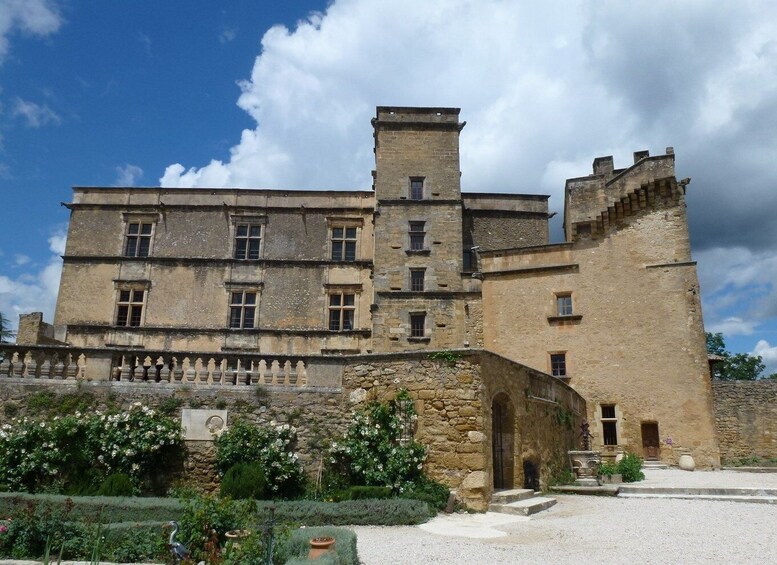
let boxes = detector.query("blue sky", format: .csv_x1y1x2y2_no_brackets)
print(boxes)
2,0,777,373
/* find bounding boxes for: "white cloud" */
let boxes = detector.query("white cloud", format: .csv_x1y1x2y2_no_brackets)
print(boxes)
12,97,61,127
219,27,237,44
13,254,29,266
114,164,143,186
707,317,758,337
0,0,62,65
753,340,777,377
0,225,65,330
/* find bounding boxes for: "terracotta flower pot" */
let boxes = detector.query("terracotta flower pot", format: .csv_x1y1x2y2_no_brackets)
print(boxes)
309,536,336,560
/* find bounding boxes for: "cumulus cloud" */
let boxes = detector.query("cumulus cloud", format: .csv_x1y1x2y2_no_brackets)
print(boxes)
0,0,62,65
114,164,143,186
0,226,66,330
12,97,61,127
753,340,777,376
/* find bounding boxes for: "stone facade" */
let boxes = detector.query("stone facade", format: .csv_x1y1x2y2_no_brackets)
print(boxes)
712,380,777,463
479,151,720,468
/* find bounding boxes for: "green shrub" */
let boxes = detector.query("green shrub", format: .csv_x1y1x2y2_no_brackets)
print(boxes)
284,526,358,565
177,494,255,562
617,453,645,482
399,476,450,513
256,498,430,526
598,461,619,477
221,462,268,500
215,419,306,499
98,473,135,497
343,486,392,500
101,521,167,563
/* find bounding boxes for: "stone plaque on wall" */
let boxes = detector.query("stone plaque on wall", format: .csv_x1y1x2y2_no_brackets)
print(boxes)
182,408,228,441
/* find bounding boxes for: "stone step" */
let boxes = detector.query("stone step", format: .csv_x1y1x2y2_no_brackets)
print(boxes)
617,493,777,504
489,496,557,516
490,488,535,504
619,486,777,498
641,461,669,469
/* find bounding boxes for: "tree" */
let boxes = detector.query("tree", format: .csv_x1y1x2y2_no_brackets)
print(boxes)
0,312,14,344
705,332,766,380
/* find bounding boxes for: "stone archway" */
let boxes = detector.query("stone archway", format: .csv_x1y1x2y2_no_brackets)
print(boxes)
491,392,515,489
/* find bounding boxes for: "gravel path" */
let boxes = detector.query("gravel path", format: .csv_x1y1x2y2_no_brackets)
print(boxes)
353,469,777,564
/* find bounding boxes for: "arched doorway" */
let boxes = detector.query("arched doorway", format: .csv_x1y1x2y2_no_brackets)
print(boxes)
492,393,514,489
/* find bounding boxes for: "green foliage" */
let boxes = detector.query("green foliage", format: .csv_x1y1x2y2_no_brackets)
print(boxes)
341,486,392,500
547,467,576,487
0,402,181,493
284,526,359,565
597,461,619,477
328,390,426,490
2,403,19,418
97,474,135,497
177,494,255,562
255,498,430,526
221,525,291,565
220,462,268,500
398,476,450,513
157,396,183,416
0,312,14,344
428,350,463,363
617,453,645,482
555,408,573,430
215,419,306,499
706,332,767,380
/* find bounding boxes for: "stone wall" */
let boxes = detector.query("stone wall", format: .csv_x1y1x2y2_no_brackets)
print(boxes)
712,380,777,462
0,349,584,510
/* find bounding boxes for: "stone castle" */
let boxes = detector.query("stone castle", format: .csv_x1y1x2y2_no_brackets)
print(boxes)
5,106,721,505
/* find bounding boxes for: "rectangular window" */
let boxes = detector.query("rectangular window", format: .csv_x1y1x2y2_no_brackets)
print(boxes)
601,405,618,445
410,178,424,200
124,222,153,257
550,353,567,377
410,269,425,292
556,294,573,316
116,289,145,327
328,292,355,331
234,224,262,260
229,291,257,328
409,221,425,250
331,226,357,261
463,250,477,272
410,313,426,338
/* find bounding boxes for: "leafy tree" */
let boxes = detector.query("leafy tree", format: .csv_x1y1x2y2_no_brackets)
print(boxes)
0,312,14,343
706,332,766,380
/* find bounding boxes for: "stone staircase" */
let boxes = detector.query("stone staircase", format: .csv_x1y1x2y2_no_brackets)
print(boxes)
618,486,777,504
488,488,557,516
642,460,670,470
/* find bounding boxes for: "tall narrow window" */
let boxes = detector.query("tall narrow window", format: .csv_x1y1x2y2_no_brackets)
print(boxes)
556,294,573,316
410,269,425,292
331,226,357,261
410,313,426,338
601,404,618,445
234,224,262,260
550,353,567,377
409,221,426,250
116,289,145,327
124,222,153,257
229,291,257,328
328,292,355,331
410,178,424,200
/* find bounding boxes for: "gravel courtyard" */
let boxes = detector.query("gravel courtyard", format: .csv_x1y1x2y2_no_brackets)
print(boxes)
353,470,777,564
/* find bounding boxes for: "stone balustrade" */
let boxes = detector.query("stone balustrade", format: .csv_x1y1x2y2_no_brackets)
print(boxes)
0,344,324,388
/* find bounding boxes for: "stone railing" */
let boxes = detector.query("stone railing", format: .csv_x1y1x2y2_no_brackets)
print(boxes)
0,344,343,388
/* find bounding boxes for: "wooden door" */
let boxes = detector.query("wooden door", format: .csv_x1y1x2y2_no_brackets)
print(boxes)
641,422,660,460
491,394,514,489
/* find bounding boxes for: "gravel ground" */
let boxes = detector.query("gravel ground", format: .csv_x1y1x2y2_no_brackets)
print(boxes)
353,469,777,564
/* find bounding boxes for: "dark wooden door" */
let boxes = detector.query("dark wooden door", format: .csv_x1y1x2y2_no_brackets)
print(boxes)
641,422,660,460
492,401,505,489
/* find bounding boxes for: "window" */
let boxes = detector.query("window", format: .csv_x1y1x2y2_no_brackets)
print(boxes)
234,223,262,260
124,222,153,257
409,221,426,250
410,313,426,338
229,291,257,328
463,250,478,272
550,353,567,377
556,294,573,316
328,292,355,331
116,289,145,327
410,178,424,200
331,226,357,261
410,269,425,292
601,404,618,446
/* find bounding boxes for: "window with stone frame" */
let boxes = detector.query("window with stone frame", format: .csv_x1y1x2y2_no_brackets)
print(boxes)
330,226,358,261
328,292,355,331
550,352,567,377
124,222,154,257
409,221,426,250
601,404,618,445
233,223,262,260
410,268,425,292
229,290,257,328
410,177,424,200
410,312,426,338
116,288,146,327
556,293,573,316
